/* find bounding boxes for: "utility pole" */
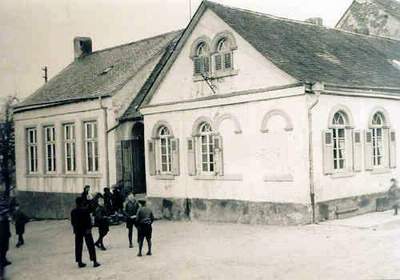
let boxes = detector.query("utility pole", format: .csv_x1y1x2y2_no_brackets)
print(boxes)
42,66,48,83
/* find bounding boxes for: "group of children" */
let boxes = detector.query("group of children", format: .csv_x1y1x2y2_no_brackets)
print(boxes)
70,185,154,269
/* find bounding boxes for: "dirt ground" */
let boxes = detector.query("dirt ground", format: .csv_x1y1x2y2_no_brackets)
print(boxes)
4,211,400,280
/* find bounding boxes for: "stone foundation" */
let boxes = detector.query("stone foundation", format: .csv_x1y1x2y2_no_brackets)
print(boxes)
317,191,392,221
16,191,78,219
147,197,312,225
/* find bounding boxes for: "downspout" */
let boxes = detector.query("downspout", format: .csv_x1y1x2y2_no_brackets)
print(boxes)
99,96,110,187
307,82,323,224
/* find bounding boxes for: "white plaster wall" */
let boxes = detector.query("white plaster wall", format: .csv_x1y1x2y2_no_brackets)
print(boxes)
313,94,400,202
14,97,118,194
144,94,310,204
150,9,296,105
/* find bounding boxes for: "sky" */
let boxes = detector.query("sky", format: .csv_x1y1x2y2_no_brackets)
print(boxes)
0,0,352,100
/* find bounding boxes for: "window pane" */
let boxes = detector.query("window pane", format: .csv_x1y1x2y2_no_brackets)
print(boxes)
202,163,208,172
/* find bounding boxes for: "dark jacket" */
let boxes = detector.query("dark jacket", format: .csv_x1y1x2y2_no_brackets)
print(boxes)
13,209,29,235
94,206,109,232
71,207,92,235
136,206,154,225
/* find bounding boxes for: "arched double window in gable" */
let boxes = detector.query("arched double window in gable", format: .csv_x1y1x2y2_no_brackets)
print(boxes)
212,32,237,73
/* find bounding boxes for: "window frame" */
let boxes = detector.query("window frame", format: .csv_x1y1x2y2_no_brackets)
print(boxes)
26,127,38,174
84,121,99,173
158,126,173,175
44,125,56,173
370,112,386,168
198,122,216,175
193,42,210,76
63,123,76,173
214,38,233,73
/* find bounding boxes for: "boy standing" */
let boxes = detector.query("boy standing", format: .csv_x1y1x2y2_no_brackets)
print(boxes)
13,204,29,248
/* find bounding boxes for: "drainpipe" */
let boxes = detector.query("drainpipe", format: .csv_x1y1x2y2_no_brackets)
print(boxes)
99,96,110,187
307,82,323,223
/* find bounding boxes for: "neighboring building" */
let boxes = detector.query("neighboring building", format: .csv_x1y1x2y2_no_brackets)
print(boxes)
14,1,400,224
336,0,400,39
13,31,181,218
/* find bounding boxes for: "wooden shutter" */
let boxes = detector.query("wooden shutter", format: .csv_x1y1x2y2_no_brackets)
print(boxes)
194,57,202,74
215,54,222,71
187,137,196,176
345,128,353,172
382,128,390,168
365,130,373,171
322,130,333,175
148,139,156,176
224,52,232,69
171,138,180,176
353,130,362,172
214,135,224,176
390,130,396,169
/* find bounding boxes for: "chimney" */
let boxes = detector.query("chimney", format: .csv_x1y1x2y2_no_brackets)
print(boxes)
73,37,92,60
305,17,323,26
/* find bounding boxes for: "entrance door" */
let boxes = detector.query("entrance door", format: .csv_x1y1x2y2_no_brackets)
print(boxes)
121,122,146,194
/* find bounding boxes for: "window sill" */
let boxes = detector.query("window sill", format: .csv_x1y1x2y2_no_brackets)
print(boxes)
155,174,175,180
330,172,355,179
26,174,102,179
370,168,392,175
194,174,243,181
263,174,293,182
192,69,238,82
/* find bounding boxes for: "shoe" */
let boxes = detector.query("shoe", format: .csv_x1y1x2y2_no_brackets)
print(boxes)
93,262,101,268
137,253,142,257
4,260,11,266
94,242,101,249
100,246,106,251
78,262,87,268
146,252,152,256
16,242,22,248
129,244,133,248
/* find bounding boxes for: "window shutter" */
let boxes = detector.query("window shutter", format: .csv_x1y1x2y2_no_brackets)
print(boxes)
203,56,210,73
148,140,156,176
353,130,362,172
382,128,390,168
224,52,232,69
194,57,202,75
214,135,224,176
187,137,196,176
365,130,373,171
322,130,334,175
215,54,222,71
171,138,180,176
390,130,396,169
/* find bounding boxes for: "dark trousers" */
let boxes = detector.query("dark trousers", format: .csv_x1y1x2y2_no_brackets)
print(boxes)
95,228,108,247
17,234,24,244
75,232,96,263
0,238,9,278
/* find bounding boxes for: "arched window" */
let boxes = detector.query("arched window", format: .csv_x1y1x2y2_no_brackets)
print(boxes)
199,122,215,173
331,111,347,170
214,37,233,72
193,42,210,75
371,112,384,167
158,126,172,173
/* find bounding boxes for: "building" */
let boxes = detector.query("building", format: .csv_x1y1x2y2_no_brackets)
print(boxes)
14,1,400,224
337,0,400,39
13,31,181,218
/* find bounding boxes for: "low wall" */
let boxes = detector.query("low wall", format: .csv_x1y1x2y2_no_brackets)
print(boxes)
147,197,312,225
317,191,392,221
16,191,78,219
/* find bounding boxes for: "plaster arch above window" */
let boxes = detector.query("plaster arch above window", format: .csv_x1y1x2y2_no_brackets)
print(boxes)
327,105,354,128
260,109,293,133
368,107,391,128
189,36,212,58
192,116,215,136
211,31,238,53
214,113,242,134
151,120,175,139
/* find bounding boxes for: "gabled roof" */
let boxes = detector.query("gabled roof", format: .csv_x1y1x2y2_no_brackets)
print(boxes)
16,30,182,112
143,1,400,106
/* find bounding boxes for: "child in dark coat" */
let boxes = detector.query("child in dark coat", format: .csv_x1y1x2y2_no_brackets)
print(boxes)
13,204,29,248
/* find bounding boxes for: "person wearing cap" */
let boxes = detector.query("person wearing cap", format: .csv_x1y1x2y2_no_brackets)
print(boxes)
81,185,91,208
71,196,100,268
135,198,154,257
0,184,11,279
123,193,139,248
388,178,400,215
